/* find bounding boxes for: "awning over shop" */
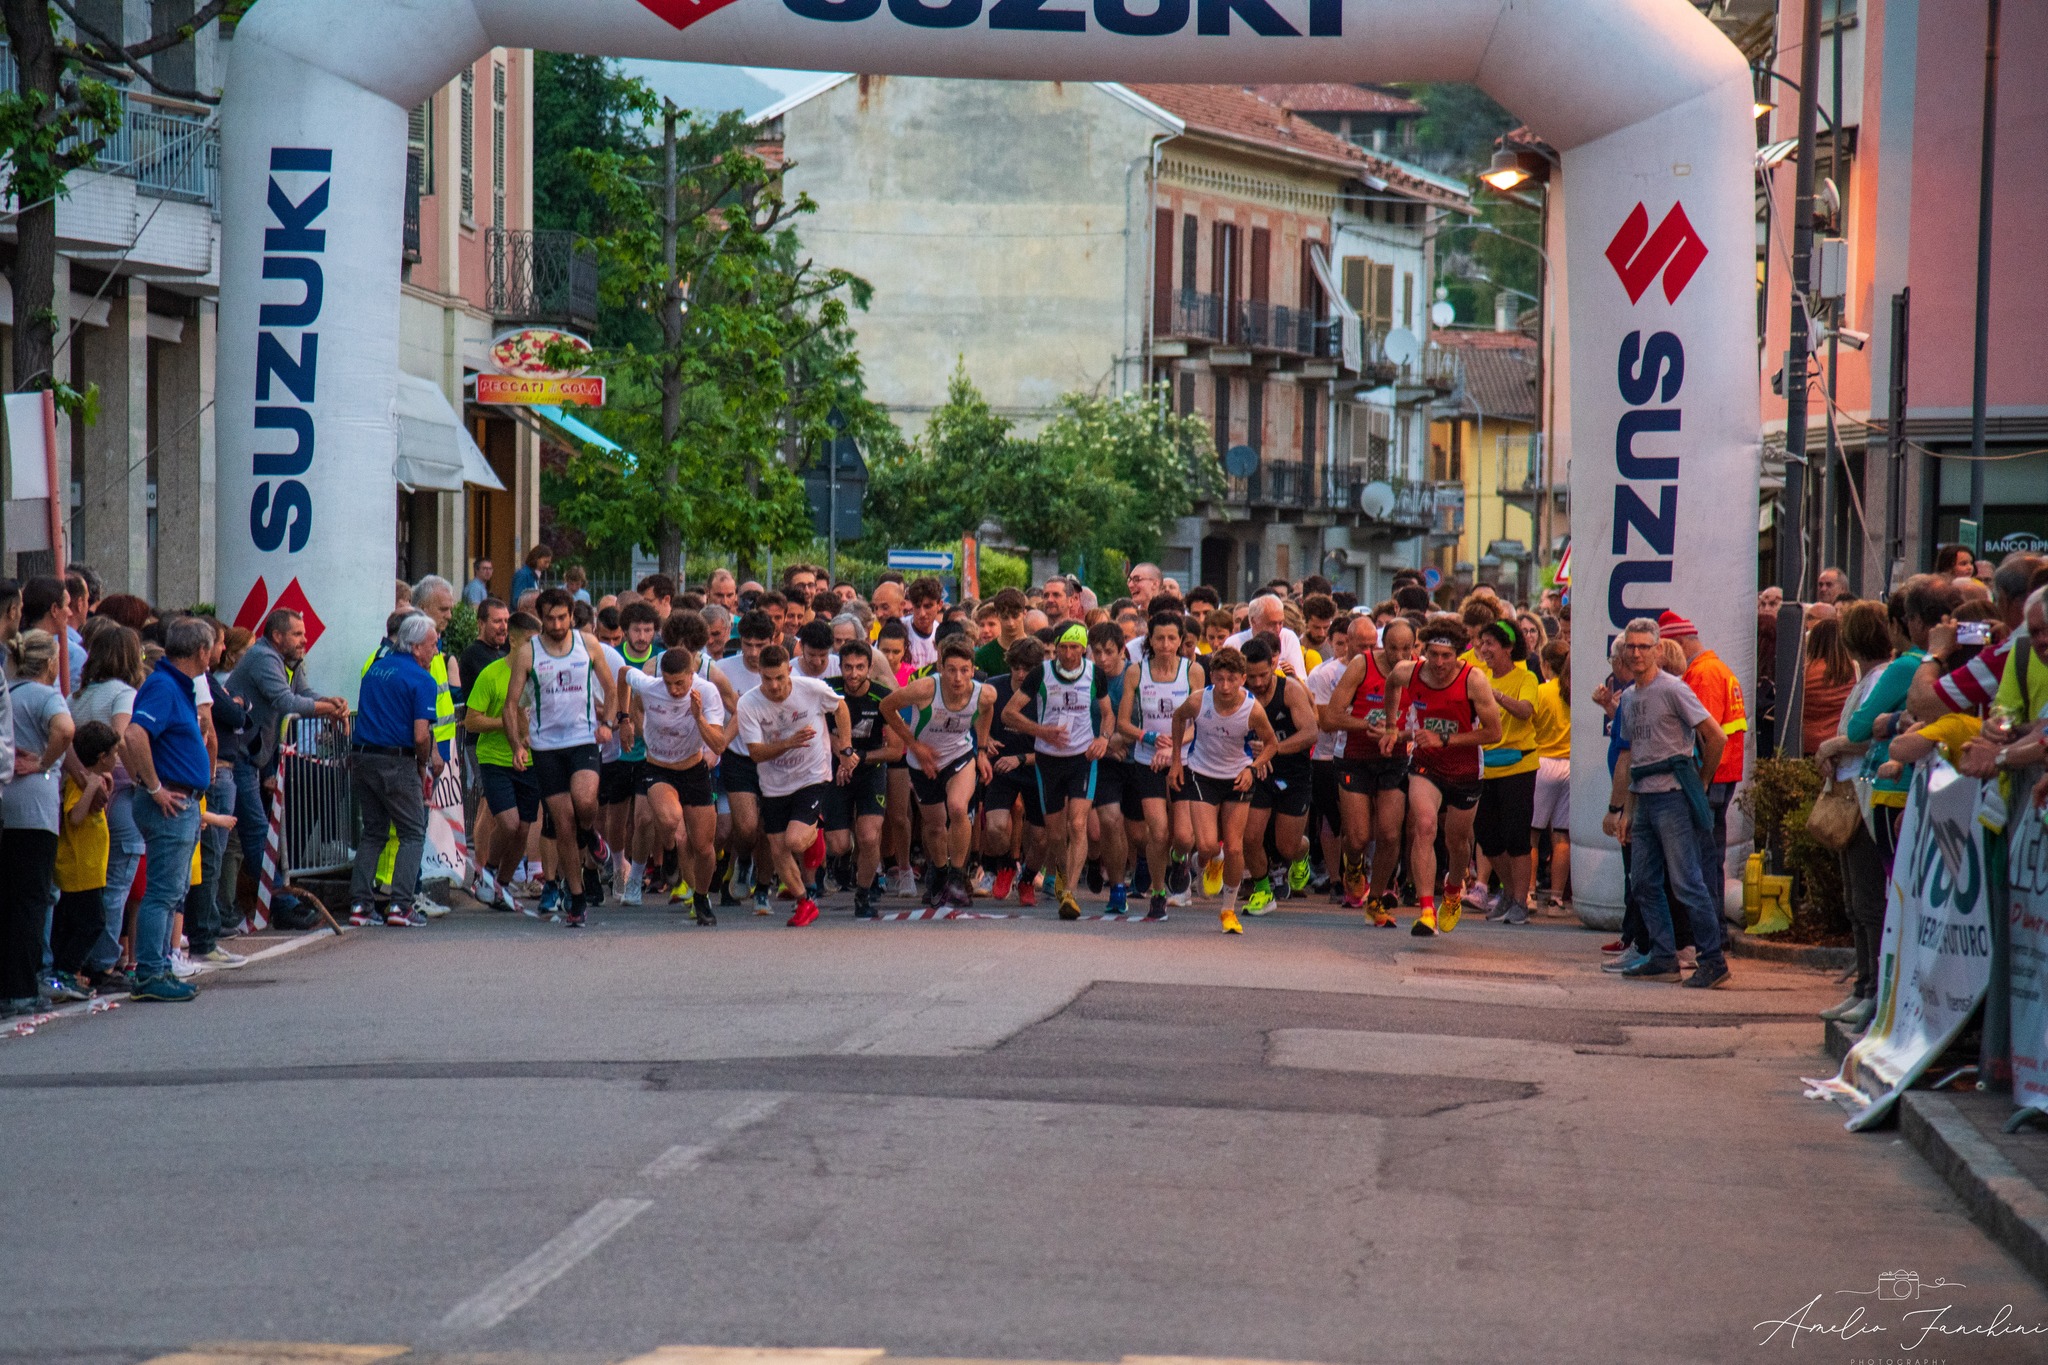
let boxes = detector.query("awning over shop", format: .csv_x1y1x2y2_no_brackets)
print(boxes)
534,404,628,461
395,372,505,492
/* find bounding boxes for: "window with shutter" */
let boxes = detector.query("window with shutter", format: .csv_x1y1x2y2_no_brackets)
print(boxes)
1181,215,1199,295
492,63,507,229
1154,208,1173,335
1301,387,1317,464
1214,374,1233,457
1248,228,1270,304
1341,258,1365,314
459,67,475,224
1246,378,1264,455
408,101,433,195
1373,264,1394,330
1402,272,1414,330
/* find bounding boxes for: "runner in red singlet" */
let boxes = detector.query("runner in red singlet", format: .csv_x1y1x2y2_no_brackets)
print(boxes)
1380,619,1501,936
1322,616,1417,925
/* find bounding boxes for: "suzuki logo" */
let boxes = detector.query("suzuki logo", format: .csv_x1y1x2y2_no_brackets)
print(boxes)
634,0,745,30
1605,202,1707,305
233,576,327,650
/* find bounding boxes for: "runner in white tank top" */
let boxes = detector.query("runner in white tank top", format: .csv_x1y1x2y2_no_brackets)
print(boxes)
504,590,617,923
879,640,996,908
1166,646,1275,935
1115,613,1204,920
624,648,732,920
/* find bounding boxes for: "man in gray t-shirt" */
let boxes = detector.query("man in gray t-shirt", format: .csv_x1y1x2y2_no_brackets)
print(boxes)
1603,619,1729,986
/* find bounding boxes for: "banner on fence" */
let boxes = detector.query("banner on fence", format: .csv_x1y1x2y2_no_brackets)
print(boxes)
2008,768,2048,1117
418,765,472,887
1808,758,1997,1130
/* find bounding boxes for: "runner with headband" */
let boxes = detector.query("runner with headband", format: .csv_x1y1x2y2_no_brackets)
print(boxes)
1002,621,1113,920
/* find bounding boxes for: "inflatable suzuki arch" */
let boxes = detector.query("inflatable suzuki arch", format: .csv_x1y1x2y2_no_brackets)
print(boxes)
216,0,1761,919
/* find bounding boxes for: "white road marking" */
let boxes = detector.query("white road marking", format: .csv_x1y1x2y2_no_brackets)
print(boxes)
639,1094,788,1178
438,1197,652,1334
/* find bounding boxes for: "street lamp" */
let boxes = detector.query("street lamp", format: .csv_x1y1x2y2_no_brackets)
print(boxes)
1481,149,1528,192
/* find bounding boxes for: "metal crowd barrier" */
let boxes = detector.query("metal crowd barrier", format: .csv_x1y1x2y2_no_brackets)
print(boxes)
279,715,356,878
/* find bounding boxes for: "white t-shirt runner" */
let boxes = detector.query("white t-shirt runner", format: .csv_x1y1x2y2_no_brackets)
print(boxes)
628,670,725,768
715,653,764,756
736,675,841,797
1307,657,1347,761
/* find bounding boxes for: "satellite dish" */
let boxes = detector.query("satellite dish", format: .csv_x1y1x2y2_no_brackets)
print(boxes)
1358,480,1396,520
1430,299,1456,328
1817,176,1841,223
1381,327,1420,368
1223,443,1260,478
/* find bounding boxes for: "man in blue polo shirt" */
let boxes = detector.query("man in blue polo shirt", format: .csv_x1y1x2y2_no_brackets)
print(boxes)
125,617,217,1002
350,612,445,927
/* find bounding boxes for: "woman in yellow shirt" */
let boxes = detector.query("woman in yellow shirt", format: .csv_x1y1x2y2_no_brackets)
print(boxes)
1530,641,1572,910
1473,621,1541,923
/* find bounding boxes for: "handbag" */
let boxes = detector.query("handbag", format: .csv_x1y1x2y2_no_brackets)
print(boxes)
1806,775,1862,851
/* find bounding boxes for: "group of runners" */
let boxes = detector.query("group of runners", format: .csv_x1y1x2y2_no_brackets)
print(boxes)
452,564,1574,937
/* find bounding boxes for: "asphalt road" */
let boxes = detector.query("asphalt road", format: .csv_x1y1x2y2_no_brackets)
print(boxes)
3,891,2045,1364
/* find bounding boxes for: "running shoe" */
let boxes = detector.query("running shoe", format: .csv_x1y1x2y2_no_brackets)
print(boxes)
1133,857,1152,896
991,865,1016,901
1600,939,1626,954
789,898,820,928
170,950,201,980
1165,882,1192,909
854,887,877,920
670,881,693,909
42,973,90,1003
1018,880,1038,909
1219,906,1244,935
693,894,717,927
1485,895,1513,922
1201,857,1225,898
489,882,521,914
382,907,415,928
1438,891,1463,933
1106,882,1129,915
1341,851,1367,905
414,892,451,918
1603,949,1649,974
620,867,644,907
1166,857,1190,896
753,886,772,916
894,866,920,899
1058,890,1082,921
406,904,431,926
197,946,247,968
922,864,945,909
1244,879,1276,915
536,882,562,919
1504,901,1531,926
1287,855,1313,894
947,867,974,909
973,867,995,896
1410,907,1438,938
129,973,197,1003
1365,895,1396,929
348,902,378,927
564,906,587,928
472,868,502,905
1144,895,1168,922
832,857,857,894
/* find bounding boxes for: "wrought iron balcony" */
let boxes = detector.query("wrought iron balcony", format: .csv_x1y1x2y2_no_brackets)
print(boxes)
486,227,599,328
403,151,423,262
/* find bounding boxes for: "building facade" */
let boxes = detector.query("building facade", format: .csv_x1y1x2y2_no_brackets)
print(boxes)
1427,325,1548,598
763,78,1469,603
1758,0,2048,590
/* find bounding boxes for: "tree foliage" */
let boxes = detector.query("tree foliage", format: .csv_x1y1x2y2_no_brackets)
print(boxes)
542,96,877,577
865,367,1213,570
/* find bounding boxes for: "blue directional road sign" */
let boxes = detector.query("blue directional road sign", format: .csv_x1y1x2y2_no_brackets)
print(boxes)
887,549,955,573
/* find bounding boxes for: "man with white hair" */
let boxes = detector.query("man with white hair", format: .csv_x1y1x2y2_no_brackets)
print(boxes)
1226,594,1308,678
348,613,447,928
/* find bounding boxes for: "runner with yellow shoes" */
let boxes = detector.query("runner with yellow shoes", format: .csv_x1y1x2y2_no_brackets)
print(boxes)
1167,646,1277,934
1378,619,1502,937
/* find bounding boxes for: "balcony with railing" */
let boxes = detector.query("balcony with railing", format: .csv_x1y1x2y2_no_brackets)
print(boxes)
403,151,423,262
0,45,218,205
1160,289,1330,359
486,228,599,328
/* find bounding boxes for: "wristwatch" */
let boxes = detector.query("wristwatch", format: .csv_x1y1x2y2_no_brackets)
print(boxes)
838,745,857,758
1607,804,1624,814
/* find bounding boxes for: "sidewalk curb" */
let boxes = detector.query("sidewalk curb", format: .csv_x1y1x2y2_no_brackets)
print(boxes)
4,927,339,1042
1900,1092,2048,1289
1727,933,1853,970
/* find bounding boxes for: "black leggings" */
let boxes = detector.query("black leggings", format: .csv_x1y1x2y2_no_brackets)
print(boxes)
0,828,57,1000
1839,804,1903,999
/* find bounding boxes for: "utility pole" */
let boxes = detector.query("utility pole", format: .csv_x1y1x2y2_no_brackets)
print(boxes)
1884,288,1910,591
1777,0,1821,601
657,101,684,580
1967,0,2002,530
1821,5,1843,577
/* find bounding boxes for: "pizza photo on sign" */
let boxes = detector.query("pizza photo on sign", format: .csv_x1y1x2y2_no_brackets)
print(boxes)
489,327,593,380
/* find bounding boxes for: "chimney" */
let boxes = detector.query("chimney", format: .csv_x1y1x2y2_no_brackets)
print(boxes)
1494,291,1519,333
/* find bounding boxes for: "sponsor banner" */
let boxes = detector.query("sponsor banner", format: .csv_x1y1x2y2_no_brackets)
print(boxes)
475,374,606,406
419,766,473,887
2009,768,2048,1115
1809,760,1996,1131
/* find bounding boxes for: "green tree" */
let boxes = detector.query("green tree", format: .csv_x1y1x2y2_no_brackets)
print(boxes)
1395,82,1519,177
1,2,240,403
1019,385,1215,568
546,99,874,579
862,362,1021,548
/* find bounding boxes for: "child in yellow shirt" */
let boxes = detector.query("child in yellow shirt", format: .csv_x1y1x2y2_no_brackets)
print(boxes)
51,722,122,995
1877,712,1982,779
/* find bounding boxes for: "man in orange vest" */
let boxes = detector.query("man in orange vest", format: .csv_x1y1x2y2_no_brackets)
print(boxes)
1660,610,1747,928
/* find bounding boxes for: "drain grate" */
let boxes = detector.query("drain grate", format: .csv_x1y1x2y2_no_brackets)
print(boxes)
1408,965,1556,984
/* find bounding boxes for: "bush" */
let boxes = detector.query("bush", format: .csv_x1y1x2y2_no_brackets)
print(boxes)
1738,757,1848,941
443,601,479,656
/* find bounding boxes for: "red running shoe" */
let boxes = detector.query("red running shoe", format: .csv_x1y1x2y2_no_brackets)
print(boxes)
1600,939,1625,954
788,898,820,928
1017,879,1037,909
991,865,1017,901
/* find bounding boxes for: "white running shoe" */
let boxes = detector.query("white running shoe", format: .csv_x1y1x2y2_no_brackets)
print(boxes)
472,868,501,904
415,892,452,919
973,868,995,895
620,867,644,907
893,867,919,898
198,946,248,968
170,950,201,980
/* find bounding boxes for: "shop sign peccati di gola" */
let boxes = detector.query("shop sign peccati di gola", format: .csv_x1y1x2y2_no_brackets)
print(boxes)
474,327,606,407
